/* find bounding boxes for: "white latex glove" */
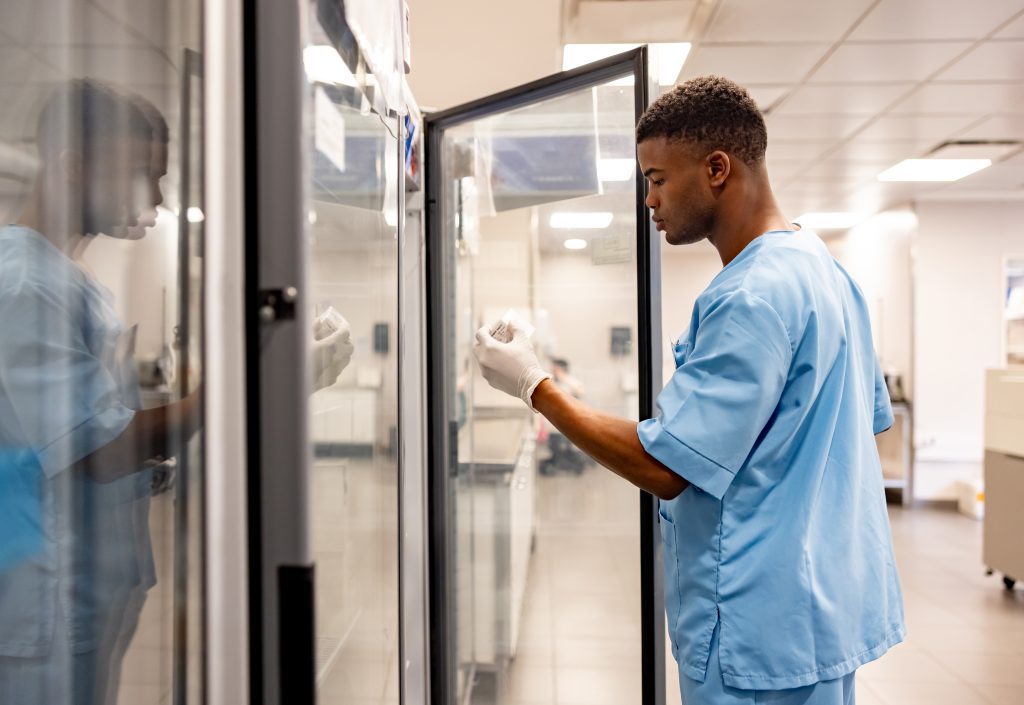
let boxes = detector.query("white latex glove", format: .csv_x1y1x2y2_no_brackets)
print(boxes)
311,317,354,392
473,319,552,412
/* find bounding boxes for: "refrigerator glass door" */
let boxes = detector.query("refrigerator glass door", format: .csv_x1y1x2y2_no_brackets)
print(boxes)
305,3,402,703
426,48,663,705
0,2,207,704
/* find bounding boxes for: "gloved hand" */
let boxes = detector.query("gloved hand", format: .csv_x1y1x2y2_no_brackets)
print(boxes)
473,319,552,412
311,316,354,391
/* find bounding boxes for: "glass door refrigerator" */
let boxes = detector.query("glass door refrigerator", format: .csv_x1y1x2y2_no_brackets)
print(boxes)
244,1,666,703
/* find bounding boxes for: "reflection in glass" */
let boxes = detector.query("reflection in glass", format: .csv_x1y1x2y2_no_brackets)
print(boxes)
441,81,643,704
304,2,400,702
0,2,204,703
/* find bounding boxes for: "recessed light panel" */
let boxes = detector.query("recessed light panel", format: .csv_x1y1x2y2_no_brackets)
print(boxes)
877,158,992,182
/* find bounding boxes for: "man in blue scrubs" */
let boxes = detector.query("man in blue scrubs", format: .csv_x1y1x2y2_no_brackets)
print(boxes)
474,76,904,704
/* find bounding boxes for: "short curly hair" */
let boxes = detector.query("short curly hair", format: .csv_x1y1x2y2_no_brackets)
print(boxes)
636,76,767,166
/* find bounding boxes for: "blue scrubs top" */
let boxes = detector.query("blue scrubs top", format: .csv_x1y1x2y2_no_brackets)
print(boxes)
0,226,154,657
638,229,905,690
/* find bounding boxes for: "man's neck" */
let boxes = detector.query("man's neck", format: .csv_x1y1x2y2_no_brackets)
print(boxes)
16,187,90,259
709,185,794,267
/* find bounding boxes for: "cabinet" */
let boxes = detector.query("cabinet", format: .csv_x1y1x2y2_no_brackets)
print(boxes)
983,369,1024,589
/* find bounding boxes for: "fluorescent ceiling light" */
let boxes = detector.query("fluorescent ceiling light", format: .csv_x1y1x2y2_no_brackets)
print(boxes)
794,212,863,230
564,238,588,250
562,43,691,86
550,212,613,229
303,45,358,87
877,158,992,182
598,158,634,181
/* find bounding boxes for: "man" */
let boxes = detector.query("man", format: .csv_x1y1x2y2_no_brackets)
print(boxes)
474,76,904,705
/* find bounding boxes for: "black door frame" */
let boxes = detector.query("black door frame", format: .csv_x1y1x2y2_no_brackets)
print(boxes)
423,46,665,705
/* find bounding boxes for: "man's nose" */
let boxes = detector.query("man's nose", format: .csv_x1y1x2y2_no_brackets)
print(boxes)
645,189,658,209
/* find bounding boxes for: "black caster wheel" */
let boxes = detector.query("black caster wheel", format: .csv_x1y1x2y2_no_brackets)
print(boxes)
1003,576,1017,591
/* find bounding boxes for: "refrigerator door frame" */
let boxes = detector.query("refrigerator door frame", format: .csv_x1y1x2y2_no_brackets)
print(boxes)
423,46,666,705
203,0,251,698
243,0,315,702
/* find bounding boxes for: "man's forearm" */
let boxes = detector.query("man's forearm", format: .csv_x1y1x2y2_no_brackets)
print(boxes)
531,379,688,500
72,390,202,483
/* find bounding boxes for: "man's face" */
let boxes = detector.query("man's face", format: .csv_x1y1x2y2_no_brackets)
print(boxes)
636,136,716,246
82,136,166,240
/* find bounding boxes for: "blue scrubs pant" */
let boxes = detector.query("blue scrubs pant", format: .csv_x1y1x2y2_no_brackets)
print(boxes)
680,622,857,705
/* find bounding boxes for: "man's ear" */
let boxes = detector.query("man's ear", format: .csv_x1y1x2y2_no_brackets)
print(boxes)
706,150,730,188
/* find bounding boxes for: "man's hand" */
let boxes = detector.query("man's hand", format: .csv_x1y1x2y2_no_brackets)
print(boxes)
311,319,354,392
473,320,552,411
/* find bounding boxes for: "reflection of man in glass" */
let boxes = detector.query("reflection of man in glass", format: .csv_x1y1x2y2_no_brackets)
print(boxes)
0,79,199,704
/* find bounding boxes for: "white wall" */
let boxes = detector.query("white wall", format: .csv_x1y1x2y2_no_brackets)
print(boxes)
825,210,916,399
913,200,1024,499
659,239,722,386
309,209,399,446
535,251,639,416
82,212,180,361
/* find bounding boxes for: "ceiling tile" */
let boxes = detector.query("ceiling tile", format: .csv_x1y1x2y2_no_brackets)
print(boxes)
682,43,830,85
766,158,811,181
777,184,858,215
773,83,914,116
36,46,175,87
0,0,142,47
855,114,982,142
777,182,854,202
829,139,930,162
703,0,876,43
889,82,1024,114
994,11,1024,39
844,180,939,212
809,42,972,83
93,0,196,49
744,84,792,111
939,155,1024,192
849,0,1021,41
0,47,64,85
955,114,1024,141
801,159,896,184
937,40,1024,81
766,140,837,161
767,114,870,141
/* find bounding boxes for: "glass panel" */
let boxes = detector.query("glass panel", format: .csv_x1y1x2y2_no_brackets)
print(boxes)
439,78,642,705
303,2,400,703
0,1,205,704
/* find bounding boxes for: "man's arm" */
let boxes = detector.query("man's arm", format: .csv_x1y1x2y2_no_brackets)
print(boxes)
531,379,688,500
71,390,202,483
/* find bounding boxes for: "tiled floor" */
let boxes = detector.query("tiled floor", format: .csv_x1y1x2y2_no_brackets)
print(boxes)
858,507,1024,705
502,463,643,705
506,466,1024,705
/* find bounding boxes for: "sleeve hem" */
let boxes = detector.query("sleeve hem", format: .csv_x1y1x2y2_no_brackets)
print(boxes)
637,418,735,501
36,406,136,478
